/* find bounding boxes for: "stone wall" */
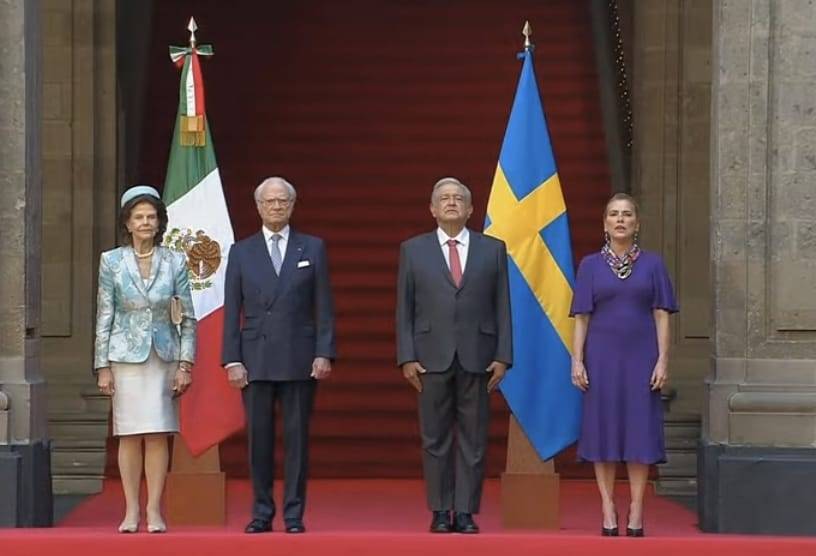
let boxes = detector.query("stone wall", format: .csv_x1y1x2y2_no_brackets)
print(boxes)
708,0,816,453
630,0,712,416
40,0,117,495
0,0,52,526
701,0,816,534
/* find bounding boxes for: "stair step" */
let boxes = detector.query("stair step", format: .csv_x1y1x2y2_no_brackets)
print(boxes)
51,438,107,450
315,389,510,413
662,447,698,467
217,437,510,478
51,447,107,475
49,412,110,440
654,478,698,497
309,413,509,439
52,477,104,495
665,436,700,450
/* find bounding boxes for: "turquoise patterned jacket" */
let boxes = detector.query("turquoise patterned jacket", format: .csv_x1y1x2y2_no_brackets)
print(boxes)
94,246,197,369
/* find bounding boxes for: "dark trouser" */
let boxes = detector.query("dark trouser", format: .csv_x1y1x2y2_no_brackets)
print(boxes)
243,379,316,524
418,356,490,514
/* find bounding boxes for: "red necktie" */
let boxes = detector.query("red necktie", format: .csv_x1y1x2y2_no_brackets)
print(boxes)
447,239,463,287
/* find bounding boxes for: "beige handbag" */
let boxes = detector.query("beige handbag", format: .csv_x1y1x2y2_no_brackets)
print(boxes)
170,295,183,325
168,251,185,326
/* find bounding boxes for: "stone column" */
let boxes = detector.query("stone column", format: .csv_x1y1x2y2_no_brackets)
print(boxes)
0,0,52,527
701,0,816,535
41,0,118,497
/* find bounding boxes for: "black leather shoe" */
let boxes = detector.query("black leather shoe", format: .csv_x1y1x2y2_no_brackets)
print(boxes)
453,512,480,534
429,511,452,533
285,521,306,534
626,527,644,537
244,519,272,533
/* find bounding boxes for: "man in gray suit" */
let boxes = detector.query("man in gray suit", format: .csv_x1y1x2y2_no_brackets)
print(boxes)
396,177,512,534
223,176,335,534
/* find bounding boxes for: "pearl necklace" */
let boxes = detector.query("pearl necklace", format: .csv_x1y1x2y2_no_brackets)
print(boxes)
134,248,154,259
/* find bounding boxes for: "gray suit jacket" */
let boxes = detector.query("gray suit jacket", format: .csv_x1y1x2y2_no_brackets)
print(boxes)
396,229,512,374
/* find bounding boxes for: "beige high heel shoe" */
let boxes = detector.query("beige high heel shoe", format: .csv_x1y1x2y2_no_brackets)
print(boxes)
118,518,139,533
147,517,167,533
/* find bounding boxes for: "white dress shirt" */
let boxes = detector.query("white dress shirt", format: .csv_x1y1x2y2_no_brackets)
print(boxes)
437,227,470,273
262,224,290,261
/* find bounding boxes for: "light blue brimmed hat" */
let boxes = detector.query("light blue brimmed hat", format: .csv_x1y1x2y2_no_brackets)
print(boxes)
120,185,161,208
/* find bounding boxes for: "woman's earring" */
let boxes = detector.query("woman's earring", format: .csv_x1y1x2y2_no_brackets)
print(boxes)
634,230,640,245
604,231,610,245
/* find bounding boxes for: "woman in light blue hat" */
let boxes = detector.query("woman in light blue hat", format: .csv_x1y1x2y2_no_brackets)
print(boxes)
93,185,197,533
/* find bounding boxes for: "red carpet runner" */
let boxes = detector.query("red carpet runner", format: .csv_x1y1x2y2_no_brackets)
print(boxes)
4,480,815,556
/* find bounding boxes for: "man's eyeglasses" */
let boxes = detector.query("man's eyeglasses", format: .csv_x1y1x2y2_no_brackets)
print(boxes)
258,198,291,208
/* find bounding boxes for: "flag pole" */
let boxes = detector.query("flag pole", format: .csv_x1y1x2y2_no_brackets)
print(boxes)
164,16,227,527
499,21,561,531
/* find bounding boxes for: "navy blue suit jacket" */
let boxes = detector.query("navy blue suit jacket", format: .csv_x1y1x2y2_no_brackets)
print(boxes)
222,229,336,381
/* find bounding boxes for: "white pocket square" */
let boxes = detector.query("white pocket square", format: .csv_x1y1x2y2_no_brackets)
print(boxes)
297,260,311,268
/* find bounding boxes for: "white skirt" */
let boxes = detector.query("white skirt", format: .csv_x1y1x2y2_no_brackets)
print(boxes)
111,348,179,436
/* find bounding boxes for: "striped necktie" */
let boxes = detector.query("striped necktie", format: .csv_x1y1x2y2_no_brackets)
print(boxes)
269,233,283,275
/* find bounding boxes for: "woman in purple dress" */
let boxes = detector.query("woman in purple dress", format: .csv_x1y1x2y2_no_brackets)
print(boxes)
569,193,678,538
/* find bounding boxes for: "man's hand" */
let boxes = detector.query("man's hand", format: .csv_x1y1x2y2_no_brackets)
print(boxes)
311,357,332,380
97,367,114,396
401,361,427,393
486,361,508,392
227,364,249,389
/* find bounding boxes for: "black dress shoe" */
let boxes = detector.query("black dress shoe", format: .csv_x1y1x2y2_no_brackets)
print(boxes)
429,511,452,533
453,513,480,534
285,521,306,534
244,519,272,533
626,527,644,537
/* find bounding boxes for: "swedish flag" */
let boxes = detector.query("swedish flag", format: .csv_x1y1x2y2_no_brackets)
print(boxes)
484,44,581,460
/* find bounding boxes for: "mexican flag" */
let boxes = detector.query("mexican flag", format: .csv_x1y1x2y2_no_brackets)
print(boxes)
162,40,244,456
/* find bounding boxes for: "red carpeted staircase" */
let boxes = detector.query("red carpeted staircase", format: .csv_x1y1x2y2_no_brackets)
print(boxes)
134,0,611,478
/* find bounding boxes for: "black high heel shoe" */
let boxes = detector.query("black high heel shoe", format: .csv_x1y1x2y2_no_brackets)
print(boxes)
602,525,619,536
626,514,644,537
601,512,619,536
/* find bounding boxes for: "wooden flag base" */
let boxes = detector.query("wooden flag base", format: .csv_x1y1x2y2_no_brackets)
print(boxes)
501,415,560,529
165,436,226,525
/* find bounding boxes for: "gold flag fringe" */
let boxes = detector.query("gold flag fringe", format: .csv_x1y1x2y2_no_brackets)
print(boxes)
180,115,206,146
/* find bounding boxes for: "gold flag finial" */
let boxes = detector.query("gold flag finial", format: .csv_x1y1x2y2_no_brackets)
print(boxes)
522,20,532,50
187,16,198,47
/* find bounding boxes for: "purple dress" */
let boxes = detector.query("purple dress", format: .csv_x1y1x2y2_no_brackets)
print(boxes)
569,251,678,464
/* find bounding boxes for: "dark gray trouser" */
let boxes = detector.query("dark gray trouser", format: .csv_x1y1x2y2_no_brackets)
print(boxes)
417,356,490,514
243,379,316,524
